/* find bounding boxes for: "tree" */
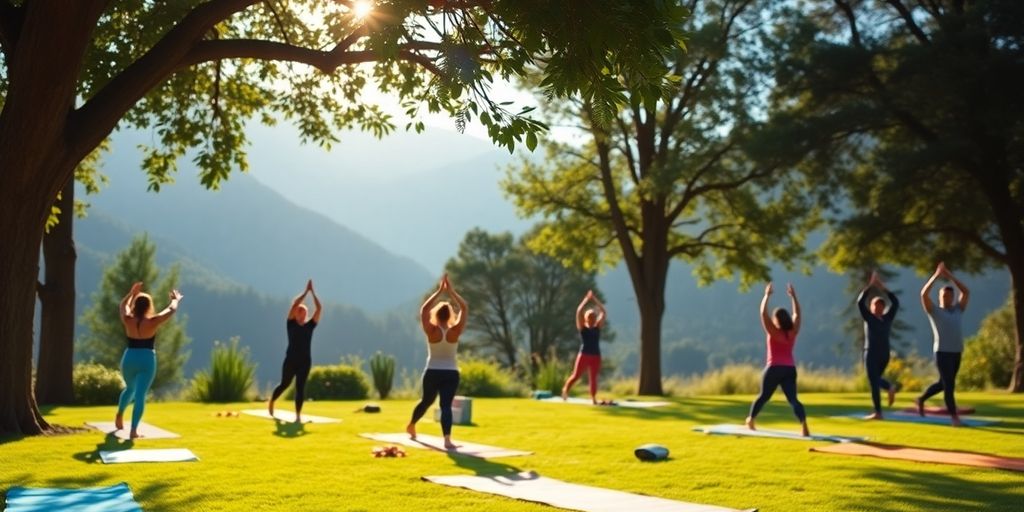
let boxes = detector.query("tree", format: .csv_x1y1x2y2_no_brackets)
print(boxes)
762,0,1024,390
444,228,599,369
503,0,816,394
0,1,685,434
78,234,191,394
961,294,1017,390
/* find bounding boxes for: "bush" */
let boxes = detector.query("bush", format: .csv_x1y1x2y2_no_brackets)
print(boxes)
190,337,256,402
531,354,570,395
960,296,1016,390
73,363,125,405
369,352,395,399
297,365,370,400
457,357,525,397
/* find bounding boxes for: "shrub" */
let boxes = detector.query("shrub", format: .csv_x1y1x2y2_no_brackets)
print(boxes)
73,363,125,405
960,296,1016,390
531,354,570,395
457,357,525,397
190,337,256,402
369,352,396,399
301,365,370,400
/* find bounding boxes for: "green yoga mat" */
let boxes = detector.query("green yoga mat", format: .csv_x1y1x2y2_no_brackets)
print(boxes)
5,482,141,512
694,424,867,443
833,413,998,427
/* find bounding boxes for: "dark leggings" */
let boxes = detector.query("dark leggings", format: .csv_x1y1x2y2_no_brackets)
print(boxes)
270,357,312,414
410,369,460,436
749,365,806,422
864,350,893,414
919,351,961,416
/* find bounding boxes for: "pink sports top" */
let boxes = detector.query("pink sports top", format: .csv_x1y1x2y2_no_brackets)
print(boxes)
766,330,796,367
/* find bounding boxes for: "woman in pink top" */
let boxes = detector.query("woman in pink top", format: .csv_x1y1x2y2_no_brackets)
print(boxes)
745,282,810,436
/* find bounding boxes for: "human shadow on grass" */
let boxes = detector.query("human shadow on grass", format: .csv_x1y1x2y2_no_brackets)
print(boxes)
444,450,526,477
273,418,308,438
72,433,134,464
840,467,1023,512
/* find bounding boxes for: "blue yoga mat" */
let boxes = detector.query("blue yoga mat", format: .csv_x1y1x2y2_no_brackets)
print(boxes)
5,482,141,512
834,412,999,427
694,424,867,443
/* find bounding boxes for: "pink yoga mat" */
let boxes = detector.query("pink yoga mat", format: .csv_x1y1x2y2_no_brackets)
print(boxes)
899,405,976,416
811,442,1024,472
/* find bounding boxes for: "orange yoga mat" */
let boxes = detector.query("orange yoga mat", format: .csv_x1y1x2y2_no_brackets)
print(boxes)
899,405,975,416
811,442,1024,472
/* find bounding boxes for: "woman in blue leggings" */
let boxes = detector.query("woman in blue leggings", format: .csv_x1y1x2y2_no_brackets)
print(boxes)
115,281,182,439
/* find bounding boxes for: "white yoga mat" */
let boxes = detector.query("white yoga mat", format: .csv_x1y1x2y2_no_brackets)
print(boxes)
694,424,867,443
360,432,532,458
4,482,142,512
84,421,180,440
539,397,672,408
241,409,341,424
832,412,998,427
423,471,755,512
99,448,199,464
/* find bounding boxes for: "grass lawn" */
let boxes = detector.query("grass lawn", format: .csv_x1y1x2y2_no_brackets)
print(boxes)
2,392,1022,511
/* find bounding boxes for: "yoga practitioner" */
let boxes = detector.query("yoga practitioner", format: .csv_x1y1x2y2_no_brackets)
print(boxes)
561,290,607,404
268,279,322,423
858,271,899,419
916,262,969,427
407,274,467,449
116,281,182,439
746,282,810,436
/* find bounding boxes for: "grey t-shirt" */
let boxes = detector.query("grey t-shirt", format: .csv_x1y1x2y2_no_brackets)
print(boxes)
927,305,964,353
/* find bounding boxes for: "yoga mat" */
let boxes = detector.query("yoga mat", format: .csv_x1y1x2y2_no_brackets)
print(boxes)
360,433,532,458
241,409,341,424
899,405,976,416
85,421,180,440
423,471,756,512
693,424,866,443
99,448,199,464
833,412,998,426
4,482,141,512
811,442,1024,472
539,397,672,408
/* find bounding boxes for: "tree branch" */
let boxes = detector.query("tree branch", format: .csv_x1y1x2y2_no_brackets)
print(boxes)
669,140,737,221
885,0,931,45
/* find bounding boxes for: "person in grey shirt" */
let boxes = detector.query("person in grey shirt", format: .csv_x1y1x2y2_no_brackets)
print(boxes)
916,262,970,427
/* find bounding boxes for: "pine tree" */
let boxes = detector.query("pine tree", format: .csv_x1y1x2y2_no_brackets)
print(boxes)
78,234,190,393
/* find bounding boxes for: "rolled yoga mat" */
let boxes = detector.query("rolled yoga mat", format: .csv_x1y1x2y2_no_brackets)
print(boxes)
99,448,199,464
833,412,998,427
539,396,672,408
899,405,976,416
423,471,757,512
359,432,532,458
84,421,180,439
241,409,341,424
693,424,867,443
810,442,1024,472
4,482,142,512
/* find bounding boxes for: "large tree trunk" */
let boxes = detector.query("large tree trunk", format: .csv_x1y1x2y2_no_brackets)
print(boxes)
1007,260,1024,392
631,218,670,396
636,294,666,395
35,178,77,405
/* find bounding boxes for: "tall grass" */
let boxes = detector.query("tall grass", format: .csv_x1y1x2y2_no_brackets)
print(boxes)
190,337,256,402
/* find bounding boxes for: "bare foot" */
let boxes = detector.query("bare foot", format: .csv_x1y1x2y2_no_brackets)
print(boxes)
406,423,417,439
865,412,884,420
561,389,568,401
267,400,275,418
744,416,756,431
592,397,599,405
294,415,302,424
951,416,963,428
114,413,124,430
887,388,896,408
914,398,925,417
443,437,460,450
129,430,143,439
801,422,811,437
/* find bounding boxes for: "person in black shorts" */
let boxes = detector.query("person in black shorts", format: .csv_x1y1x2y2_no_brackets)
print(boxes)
268,279,322,423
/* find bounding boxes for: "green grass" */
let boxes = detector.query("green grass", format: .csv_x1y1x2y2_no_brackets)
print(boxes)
3,392,1023,511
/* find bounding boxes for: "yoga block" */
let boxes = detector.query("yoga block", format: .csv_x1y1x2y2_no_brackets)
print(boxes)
434,396,473,425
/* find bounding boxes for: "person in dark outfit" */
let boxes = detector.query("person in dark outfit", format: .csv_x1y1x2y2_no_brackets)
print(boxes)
858,271,900,419
268,279,322,423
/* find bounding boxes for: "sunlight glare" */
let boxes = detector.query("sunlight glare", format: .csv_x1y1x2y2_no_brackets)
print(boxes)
353,0,373,20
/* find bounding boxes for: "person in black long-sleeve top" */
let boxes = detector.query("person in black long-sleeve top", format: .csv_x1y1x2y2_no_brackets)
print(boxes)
857,271,899,419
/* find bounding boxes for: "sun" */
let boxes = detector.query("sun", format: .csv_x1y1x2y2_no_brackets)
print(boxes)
353,0,373,19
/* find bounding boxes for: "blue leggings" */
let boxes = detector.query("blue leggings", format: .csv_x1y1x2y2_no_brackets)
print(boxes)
117,348,157,431
410,369,460,436
864,350,893,413
749,365,806,422
919,351,961,416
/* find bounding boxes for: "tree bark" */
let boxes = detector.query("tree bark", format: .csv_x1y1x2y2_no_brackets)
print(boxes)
1007,258,1024,392
35,178,77,405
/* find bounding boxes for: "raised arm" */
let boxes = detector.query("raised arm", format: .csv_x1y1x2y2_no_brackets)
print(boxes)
575,292,590,330
309,280,323,324
150,289,183,326
856,278,873,321
787,283,801,335
591,293,607,327
875,275,900,320
943,267,970,311
447,283,469,336
920,263,942,314
760,283,778,337
288,282,310,320
120,281,142,322
420,278,444,331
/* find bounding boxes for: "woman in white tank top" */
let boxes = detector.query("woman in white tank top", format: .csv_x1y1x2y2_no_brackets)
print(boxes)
407,274,468,449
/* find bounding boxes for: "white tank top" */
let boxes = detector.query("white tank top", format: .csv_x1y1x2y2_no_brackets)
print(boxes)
425,326,459,371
